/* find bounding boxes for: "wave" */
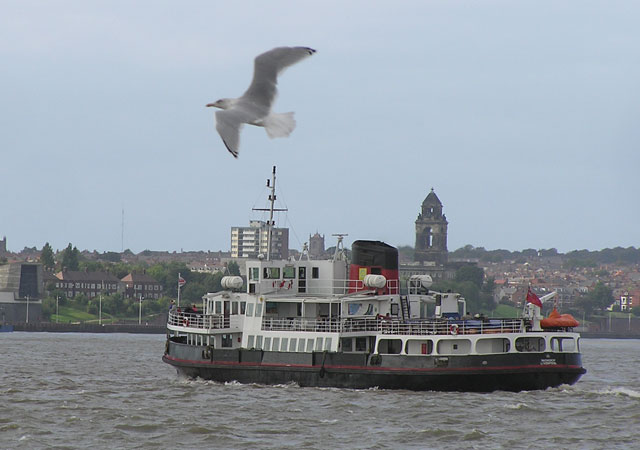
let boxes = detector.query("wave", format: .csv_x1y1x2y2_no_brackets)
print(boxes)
115,423,162,433
596,387,640,398
503,402,531,410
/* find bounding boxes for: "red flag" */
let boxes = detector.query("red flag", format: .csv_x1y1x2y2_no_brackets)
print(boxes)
526,288,543,308
178,276,186,287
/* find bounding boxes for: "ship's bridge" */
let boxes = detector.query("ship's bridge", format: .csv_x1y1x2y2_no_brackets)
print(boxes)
246,258,350,296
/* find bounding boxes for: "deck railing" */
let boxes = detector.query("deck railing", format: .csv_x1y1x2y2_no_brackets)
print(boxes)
167,310,229,329
341,317,524,335
262,317,342,333
169,309,527,336
261,316,525,335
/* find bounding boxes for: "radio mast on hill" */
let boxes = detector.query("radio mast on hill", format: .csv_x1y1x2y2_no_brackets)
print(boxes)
121,208,124,252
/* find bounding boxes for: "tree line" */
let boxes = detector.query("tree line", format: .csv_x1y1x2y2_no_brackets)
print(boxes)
39,242,240,321
448,245,640,266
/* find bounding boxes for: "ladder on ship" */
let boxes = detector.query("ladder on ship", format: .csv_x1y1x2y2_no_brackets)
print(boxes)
400,295,410,321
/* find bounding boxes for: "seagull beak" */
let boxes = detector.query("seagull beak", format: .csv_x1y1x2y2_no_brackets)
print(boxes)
206,103,215,108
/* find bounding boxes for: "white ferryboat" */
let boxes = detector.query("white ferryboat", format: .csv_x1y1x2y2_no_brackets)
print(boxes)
163,169,585,392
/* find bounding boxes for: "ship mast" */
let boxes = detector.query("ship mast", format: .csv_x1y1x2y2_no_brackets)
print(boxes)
253,166,287,261
332,233,349,262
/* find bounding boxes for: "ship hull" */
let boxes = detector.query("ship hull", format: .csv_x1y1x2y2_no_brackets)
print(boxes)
163,341,585,392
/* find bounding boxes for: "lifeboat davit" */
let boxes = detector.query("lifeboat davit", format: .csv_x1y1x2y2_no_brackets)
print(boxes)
540,307,580,328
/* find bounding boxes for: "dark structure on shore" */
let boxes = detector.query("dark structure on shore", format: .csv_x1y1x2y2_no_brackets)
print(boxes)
0,262,43,324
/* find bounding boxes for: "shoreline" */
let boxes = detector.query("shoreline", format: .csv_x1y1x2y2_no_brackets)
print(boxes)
8,322,165,334
580,331,640,339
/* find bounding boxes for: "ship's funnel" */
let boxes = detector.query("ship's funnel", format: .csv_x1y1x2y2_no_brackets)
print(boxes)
349,240,398,294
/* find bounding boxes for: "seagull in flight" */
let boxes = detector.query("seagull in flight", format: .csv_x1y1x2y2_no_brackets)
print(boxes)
207,46,316,158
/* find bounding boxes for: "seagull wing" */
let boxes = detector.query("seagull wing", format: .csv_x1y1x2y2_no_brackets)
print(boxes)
240,46,316,114
215,109,246,158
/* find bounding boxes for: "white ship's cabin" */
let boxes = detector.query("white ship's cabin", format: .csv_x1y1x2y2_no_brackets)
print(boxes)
245,258,348,296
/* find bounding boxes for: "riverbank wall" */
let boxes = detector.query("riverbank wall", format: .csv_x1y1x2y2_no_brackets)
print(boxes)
11,322,165,334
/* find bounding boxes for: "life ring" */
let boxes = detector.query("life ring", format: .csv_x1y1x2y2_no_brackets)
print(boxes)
449,324,459,335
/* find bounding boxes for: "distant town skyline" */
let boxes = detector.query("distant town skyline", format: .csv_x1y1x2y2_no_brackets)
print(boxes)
2,2,638,254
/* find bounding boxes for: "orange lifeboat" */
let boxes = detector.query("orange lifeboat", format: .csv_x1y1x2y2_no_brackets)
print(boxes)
540,307,579,328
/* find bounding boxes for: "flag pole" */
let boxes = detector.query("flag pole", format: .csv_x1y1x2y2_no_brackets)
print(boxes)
177,272,181,308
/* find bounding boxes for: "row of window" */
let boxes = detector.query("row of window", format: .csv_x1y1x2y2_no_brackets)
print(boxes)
247,335,333,352
56,282,162,291
364,336,577,355
249,266,320,281
64,291,161,300
130,284,162,291
56,282,117,290
211,300,247,315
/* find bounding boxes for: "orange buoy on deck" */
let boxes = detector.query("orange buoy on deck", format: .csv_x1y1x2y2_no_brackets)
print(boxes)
540,307,579,328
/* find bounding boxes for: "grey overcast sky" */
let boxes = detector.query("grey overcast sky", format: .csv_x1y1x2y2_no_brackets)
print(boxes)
1,1,638,254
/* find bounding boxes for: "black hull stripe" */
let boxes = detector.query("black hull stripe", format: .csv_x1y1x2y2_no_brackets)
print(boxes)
163,354,585,374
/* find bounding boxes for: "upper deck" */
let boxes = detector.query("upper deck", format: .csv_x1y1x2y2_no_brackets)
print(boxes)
167,307,546,337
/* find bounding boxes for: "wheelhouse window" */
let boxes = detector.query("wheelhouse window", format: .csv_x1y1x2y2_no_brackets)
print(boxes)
283,266,295,279
250,267,259,280
312,267,319,279
240,301,246,314
263,267,280,279
246,303,254,317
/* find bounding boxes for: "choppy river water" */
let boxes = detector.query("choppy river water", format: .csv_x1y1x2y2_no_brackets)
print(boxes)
1,333,639,449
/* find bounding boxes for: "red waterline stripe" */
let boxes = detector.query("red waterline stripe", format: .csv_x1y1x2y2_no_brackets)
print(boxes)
163,355,583,373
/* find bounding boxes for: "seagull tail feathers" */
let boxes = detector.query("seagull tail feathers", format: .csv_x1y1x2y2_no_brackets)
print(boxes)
263,112,296,139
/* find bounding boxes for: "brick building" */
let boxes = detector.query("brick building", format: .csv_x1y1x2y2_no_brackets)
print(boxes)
121,272,164,299
54,270,122,299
